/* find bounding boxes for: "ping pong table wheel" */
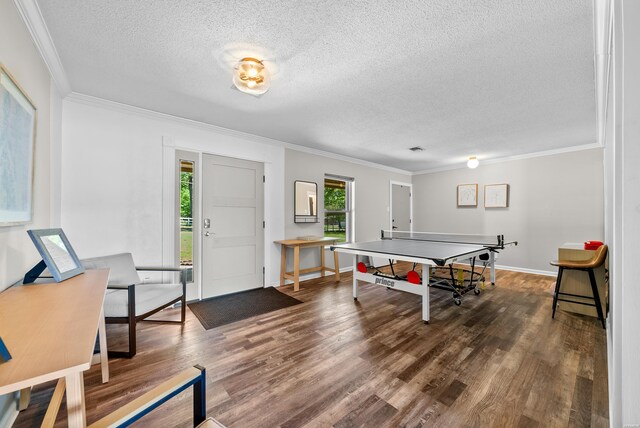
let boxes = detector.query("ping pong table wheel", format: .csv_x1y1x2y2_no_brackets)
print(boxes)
474,288,481,295
454,298,462,306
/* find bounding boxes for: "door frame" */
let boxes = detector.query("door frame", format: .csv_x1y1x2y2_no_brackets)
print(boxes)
175,150,201,301
389,180,413,232
163,136,276,299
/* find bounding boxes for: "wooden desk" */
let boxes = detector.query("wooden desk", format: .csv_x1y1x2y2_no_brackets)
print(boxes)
0,269,110,427
275,238,340,291
557,244,608,318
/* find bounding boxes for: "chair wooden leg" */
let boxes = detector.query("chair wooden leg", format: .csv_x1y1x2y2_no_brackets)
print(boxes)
588,268,606,329
107,287,137,358
552,267,563,318
128,314,137,357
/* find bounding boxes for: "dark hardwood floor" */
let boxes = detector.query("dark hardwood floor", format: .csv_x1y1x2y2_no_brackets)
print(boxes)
14,265,608,427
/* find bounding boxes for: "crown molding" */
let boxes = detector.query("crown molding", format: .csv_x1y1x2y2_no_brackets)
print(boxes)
13,0,71,95
65,92,413,176
281,142,412,176
411,142,603,176
64,94,599,178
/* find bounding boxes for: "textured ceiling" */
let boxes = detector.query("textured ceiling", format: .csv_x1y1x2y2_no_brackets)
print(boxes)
38,0,596,171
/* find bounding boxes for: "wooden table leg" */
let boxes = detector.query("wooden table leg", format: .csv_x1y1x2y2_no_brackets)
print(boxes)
65,371,86,428
98,307,109,383
293,245,300,291
41,378,66,428
18,387,30,411
334,250,341,282
280,245,286,287
320,246,326,277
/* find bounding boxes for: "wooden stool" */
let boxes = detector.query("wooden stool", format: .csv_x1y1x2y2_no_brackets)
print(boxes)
550,244,607,329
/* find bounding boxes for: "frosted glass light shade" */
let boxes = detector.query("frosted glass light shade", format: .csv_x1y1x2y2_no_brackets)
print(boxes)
233,57,270,95
467,156,479,168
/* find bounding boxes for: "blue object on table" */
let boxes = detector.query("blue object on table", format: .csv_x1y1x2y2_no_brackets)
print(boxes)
0,337,11,363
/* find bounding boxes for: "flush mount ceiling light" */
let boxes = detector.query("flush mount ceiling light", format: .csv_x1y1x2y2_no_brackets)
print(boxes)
233,57,270,95
409,146,424,152
467,156,479,169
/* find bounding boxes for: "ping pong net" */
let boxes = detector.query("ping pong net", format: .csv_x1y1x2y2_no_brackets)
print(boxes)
381,230,509,248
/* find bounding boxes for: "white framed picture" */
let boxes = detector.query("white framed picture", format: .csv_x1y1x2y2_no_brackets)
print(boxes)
457,184,478,207
485,184,509,208
0,64,37,226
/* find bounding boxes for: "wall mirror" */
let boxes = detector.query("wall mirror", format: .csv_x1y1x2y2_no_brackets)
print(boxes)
294,181,318,223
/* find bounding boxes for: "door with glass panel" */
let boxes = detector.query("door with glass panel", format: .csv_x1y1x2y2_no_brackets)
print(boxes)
201,154,264,298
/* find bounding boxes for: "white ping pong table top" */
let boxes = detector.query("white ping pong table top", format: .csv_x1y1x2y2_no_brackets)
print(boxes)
331,231,513,266
332,239,488,266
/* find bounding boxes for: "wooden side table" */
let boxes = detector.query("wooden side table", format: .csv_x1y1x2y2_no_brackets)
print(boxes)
275,238,341,291
0,269,110,427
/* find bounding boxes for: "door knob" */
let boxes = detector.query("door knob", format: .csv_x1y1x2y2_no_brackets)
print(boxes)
204,231,210,237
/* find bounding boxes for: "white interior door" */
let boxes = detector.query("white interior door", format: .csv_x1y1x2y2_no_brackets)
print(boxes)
201,154,264,298
391,183,412,231
373,182,412,268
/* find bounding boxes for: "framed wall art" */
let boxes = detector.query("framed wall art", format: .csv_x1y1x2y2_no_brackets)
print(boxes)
457,184,478,207
0,64,37,226
485,184,509,208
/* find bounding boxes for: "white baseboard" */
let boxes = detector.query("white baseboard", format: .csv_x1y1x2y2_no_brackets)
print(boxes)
495,264,556,277
268,264,556,287
269,266,353,287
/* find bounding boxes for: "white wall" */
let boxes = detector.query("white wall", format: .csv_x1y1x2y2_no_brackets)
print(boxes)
0,0,58,425
0,0,54,290
61,96,285,288
412,148,604,273
283,148,411,274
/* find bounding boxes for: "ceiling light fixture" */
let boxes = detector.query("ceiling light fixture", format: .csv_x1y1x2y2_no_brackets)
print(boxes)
467,156,479,169
409,146,424,152
233,57,270,95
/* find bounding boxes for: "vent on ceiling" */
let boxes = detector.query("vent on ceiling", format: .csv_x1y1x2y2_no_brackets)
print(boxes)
409,146,424,152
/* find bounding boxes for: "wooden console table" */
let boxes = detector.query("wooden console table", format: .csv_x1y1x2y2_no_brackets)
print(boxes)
0,269,110,427
275,238,340,291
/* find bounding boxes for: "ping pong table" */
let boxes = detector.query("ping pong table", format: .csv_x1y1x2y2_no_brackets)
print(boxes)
331,230,517,323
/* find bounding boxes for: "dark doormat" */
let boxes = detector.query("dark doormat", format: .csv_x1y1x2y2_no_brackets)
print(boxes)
188,287,304,330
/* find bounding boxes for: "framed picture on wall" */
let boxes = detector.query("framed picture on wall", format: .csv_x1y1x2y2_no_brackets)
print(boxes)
457,184,478,207
485,184,509,208
0,64,37,226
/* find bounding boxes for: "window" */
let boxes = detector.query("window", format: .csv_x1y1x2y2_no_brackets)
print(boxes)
179,160,194,282
324,175,354,243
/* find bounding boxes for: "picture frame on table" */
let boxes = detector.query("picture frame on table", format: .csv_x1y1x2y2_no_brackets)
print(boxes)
0,64,37,226
457,184,478,207
485,184,510,208
26,229,85,283
0,337,11,363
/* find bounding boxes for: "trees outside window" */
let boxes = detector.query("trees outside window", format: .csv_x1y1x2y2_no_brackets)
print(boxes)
324,176,353,243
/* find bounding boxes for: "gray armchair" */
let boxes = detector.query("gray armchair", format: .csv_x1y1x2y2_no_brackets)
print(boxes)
82,253,186,358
